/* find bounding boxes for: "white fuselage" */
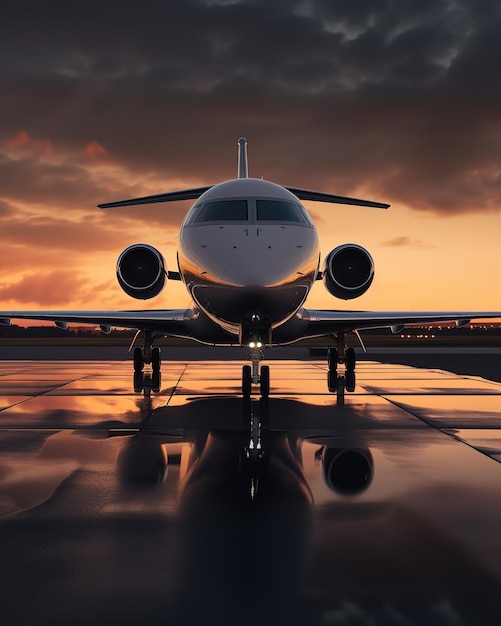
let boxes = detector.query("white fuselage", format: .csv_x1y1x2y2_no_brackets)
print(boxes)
178,178,320,335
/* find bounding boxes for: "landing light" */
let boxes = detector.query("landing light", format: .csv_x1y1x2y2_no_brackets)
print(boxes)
248,341,263,349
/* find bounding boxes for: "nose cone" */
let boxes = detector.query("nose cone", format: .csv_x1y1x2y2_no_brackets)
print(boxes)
181,223,319,287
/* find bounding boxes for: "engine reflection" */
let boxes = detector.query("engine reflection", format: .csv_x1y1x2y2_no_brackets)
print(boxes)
318,447,374,496
116,436,168,487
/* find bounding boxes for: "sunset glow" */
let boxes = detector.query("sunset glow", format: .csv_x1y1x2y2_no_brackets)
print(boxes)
1,1,500,314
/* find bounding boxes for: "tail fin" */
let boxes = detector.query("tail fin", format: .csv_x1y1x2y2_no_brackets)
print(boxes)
238,137,248,178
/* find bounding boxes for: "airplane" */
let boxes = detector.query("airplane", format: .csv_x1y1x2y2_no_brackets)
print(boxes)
2,137,500,396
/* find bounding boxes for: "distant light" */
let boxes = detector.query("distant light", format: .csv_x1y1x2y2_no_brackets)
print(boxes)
256,341,262,348
249,341,255,348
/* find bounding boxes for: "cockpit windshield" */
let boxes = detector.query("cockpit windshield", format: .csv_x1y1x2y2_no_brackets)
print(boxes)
256,199,305,222
195,200,248,222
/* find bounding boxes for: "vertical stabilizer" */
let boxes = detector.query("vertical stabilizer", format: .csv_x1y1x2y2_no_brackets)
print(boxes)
238,137,248,178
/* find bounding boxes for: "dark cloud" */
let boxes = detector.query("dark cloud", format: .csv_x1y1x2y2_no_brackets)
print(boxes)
0,0,500,215
0,270,125,307
0,200,15,218
0,270,88,306
0,145,193,227
0,210,179,260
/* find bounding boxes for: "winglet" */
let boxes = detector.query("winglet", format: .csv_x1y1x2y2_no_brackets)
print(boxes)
238,137,248,179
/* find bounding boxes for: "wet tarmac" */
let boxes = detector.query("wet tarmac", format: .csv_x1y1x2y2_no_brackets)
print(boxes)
1,357,501,625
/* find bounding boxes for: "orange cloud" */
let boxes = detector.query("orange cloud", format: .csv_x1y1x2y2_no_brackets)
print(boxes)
381,236,434,249
32,138,53,156
4,130,53,156
0,270,87,306
84,141,109,158
5,130,30,149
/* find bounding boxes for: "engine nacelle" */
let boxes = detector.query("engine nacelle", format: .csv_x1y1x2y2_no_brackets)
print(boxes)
322,244,374,300
117,243,166,300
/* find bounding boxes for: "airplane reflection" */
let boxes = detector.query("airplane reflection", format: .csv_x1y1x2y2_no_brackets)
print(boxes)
134,370,161,394
172,428,312,626
116,395,375,498
115,396,375,625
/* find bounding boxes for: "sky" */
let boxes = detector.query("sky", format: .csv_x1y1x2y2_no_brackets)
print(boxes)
1,0,501,314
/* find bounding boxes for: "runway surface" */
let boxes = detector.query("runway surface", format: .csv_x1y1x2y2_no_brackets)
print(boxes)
1,357,501,625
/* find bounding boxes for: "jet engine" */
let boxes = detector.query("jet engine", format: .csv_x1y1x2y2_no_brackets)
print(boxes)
322,244,374,300
117,243,166,299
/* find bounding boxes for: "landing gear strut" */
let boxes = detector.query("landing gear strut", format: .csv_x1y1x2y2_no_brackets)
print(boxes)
242,346,270,397
240,312,272,397
132,330,161,393
328,330,356,395
133,331,162,372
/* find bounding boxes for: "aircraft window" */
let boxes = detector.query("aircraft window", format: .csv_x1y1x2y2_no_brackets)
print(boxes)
256,200,305,222
195,200,248,222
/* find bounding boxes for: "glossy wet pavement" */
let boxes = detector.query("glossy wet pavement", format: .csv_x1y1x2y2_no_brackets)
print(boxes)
1,358,501,625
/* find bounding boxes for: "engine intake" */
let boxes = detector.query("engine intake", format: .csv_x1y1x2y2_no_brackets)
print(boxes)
322,244,374,300
117,244,166,299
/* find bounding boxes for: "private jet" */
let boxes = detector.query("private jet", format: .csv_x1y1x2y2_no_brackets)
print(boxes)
2,138,500,395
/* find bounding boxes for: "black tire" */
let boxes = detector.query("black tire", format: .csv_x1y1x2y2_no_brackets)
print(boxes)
151,346,161,372
328,347,338,374
345,347,356,372
260,365,270,397
328,370,337,392
346,370,356,392
133,347,144,372
133,371,144,393
242,365,252,396
152,371,161,393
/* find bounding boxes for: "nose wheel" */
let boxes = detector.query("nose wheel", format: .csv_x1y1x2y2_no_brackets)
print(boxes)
242,364,270,397
242,364,252,396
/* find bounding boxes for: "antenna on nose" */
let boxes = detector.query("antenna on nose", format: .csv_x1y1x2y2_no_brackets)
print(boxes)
238,137,248,179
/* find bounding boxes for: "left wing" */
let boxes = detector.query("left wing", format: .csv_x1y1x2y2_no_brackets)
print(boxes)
300,309,501,337
0,309,193,337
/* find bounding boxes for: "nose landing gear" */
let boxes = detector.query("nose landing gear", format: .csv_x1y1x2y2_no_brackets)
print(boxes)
242,347,270,397
240,312,272,397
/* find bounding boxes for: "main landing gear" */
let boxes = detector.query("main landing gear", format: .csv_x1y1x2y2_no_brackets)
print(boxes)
132,330,161,394
242,346,270,397
328,330,356,396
